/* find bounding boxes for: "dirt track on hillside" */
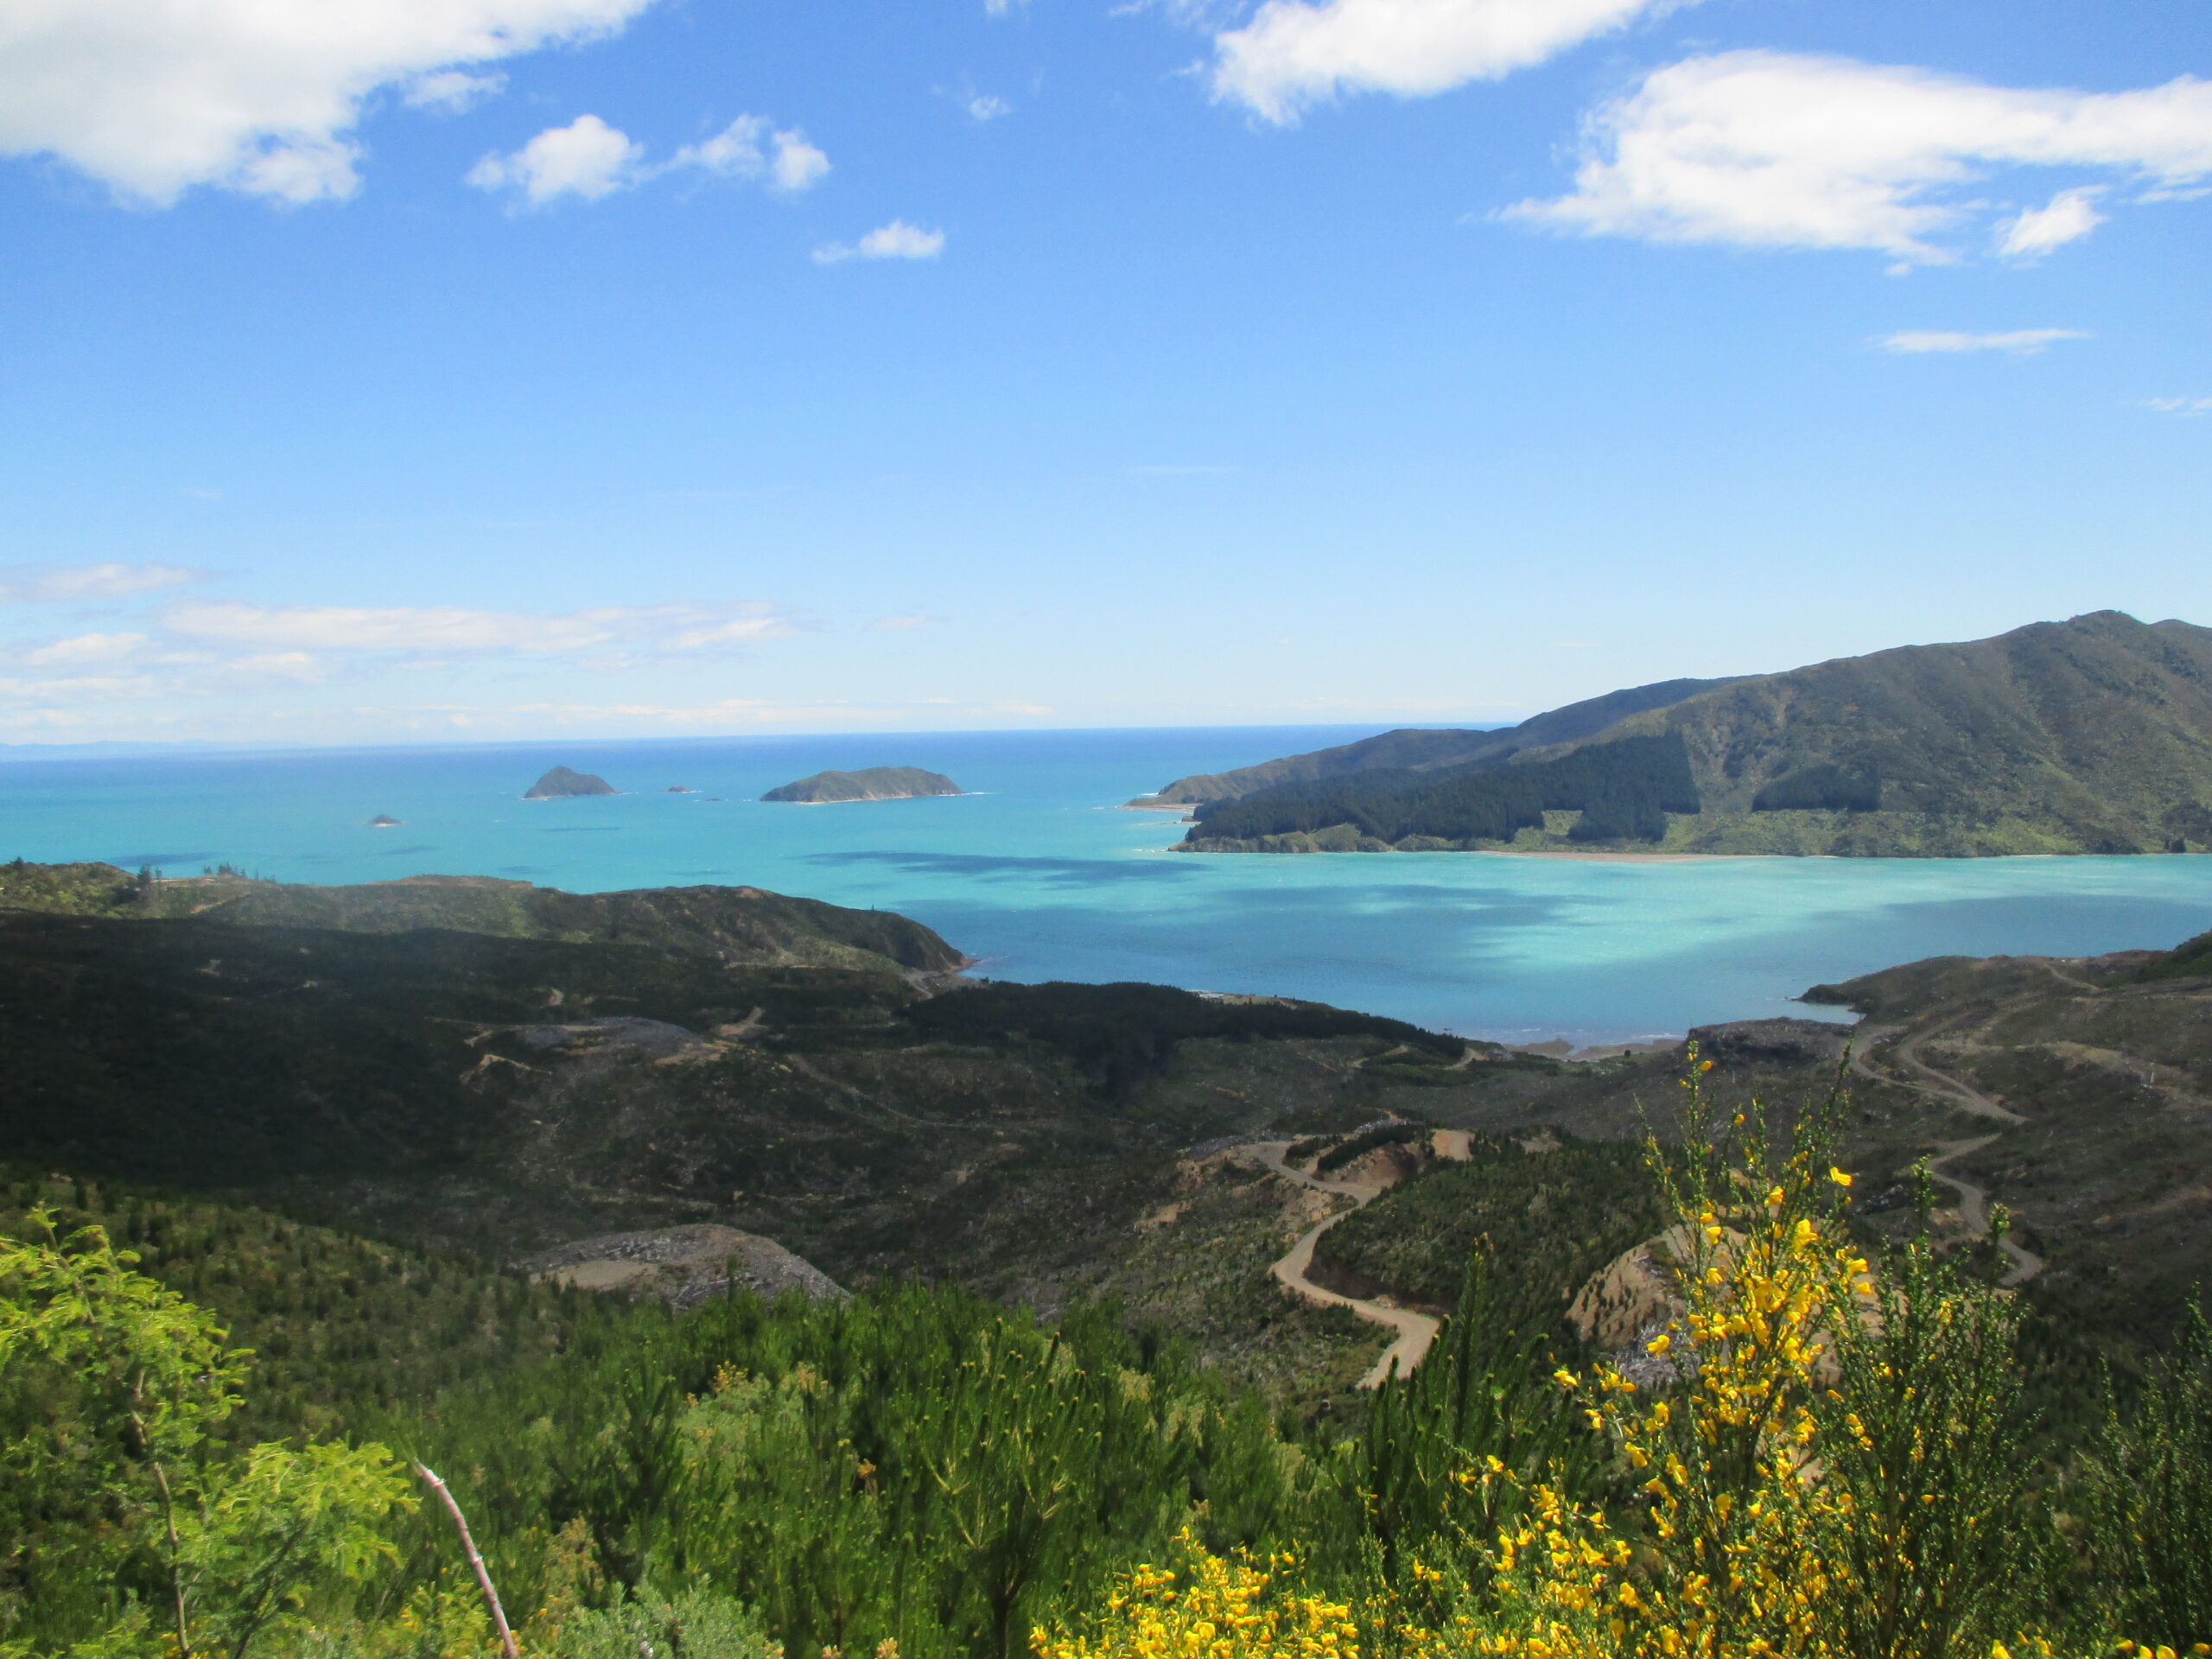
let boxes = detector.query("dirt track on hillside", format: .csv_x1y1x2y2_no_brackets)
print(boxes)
1250,1142,1440,1388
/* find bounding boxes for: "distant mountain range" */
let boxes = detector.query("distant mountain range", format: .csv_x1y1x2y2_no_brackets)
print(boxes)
1160,612,2212,856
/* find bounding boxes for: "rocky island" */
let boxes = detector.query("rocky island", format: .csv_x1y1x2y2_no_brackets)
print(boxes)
762,766,963,804
523,766,617,799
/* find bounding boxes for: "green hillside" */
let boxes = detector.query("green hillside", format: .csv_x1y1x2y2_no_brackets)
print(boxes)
1176,611,2212,855
1135,676,1735,805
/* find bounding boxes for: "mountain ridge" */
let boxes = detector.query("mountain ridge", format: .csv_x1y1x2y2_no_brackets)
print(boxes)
1177,612,2212,856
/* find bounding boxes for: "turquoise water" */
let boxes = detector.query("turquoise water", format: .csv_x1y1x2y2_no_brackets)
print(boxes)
6,727,2211,1044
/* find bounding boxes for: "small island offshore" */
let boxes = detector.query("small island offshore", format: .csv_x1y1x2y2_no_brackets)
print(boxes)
524,766,618,799
762,766,963,804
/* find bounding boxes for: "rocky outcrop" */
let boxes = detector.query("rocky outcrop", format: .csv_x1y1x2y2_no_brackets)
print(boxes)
524,1224,844,1309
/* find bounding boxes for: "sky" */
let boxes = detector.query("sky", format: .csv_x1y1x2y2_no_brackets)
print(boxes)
0,0,2207,746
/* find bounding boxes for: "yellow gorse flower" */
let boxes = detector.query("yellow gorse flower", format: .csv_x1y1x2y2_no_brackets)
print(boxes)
1036,1531,1359,1659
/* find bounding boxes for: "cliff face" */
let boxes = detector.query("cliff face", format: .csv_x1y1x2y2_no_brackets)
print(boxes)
761,766,963,804
1175,613,2212,856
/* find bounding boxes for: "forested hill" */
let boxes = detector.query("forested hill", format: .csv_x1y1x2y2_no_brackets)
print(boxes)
0,864,965,976
1135,676,1737,805
1178,611,2212,856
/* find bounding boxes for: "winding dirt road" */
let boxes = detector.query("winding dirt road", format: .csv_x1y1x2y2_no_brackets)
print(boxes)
1252,1142,1440,1389
1849,1027,2043,1287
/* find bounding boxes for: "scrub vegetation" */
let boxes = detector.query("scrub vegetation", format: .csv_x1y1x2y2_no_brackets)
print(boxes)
3,864,2210,1658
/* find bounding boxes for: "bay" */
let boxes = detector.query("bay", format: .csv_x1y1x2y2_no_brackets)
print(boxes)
5,725,2209,1044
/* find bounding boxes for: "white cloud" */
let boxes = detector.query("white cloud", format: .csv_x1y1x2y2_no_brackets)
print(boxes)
204,652,327,686
664,614,796,648
0,562,203,604
671,116,766,177
814,220,947,263
162,600,795,655
871,613,942,632
0,0,656,206
967,94,1012,122
1213,0,1689,124
405,69,506,113
1996,187,2107,258
1874,328,2092,355
2145,396,2212,416
22,632,150,666
768,130,830,192
468,113,645,203
478,113,828,203
1510,52,2212,262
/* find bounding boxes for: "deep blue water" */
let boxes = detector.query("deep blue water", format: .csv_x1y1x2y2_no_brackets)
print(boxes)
6,726,2210,1044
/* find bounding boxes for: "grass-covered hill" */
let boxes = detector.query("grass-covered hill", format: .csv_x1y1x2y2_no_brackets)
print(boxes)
1175,611,2212,855
0,861,965,975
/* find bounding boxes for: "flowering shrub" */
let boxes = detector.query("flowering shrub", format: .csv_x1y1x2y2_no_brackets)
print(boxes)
1033,1534,1358,1659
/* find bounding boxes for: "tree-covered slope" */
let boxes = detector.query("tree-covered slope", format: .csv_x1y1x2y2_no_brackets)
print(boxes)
1605,609,2212,854
1135,677,1737,805
1182,734,1699,849
0,863,965,975
0,905,1443,1332
1175,612,2212,855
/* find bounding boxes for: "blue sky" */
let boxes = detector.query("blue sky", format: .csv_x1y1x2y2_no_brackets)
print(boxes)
1,0,2207,745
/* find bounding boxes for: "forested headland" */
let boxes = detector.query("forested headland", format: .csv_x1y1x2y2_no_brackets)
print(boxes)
1164,612,2212,856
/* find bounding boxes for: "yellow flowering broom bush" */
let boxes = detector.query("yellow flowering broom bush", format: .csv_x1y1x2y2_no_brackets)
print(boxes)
1421,1065,2058,1659
1033,1532,1359,1659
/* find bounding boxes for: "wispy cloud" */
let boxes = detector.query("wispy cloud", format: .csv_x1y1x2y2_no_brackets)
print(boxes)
1874,329,2091,355
814,220,946,264
0,563,204,605
671,118,830,191
405,70,507,113
1510,52,2212,263
871,613,942,632
161,600,799,656
22,632,153,667
1996,188,2106,259
1213,0,1694,124
2145,396,2212,416
471,112,830,206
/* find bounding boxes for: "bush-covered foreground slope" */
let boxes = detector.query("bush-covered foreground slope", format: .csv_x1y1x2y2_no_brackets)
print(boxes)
0,866,1477,1404
8,1084,2209,1659
1174,611,2212,855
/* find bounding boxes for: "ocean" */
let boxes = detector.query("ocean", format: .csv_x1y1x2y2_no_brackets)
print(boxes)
6,725,2210,1044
